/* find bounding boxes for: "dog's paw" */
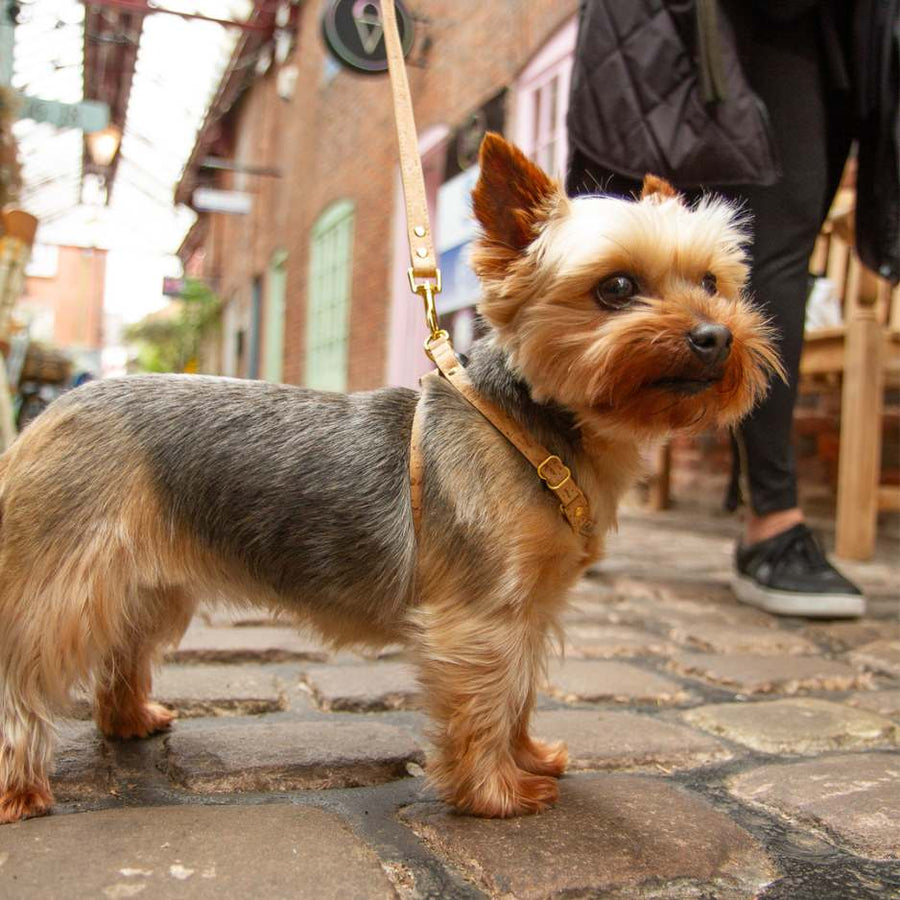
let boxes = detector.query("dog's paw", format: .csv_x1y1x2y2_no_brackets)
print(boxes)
460,769,560,818
99,701,175,740
515,737,569,778
0,785,53,824
508,772,559,815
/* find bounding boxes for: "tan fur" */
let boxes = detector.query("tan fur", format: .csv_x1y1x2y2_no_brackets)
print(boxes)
641,174,679,201
0,134,780,823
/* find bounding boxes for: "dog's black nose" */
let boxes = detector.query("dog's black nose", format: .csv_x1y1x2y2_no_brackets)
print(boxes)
687,323,733,366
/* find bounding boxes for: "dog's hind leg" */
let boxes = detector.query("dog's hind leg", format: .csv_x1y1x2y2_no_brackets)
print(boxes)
94,586,194,740
0,648,55,824
415,595,559,818
0,571,70,824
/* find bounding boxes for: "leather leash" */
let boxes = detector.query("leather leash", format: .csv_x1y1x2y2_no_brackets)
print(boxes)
379,0,591,540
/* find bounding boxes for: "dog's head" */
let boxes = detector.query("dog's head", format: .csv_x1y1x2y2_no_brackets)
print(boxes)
470,133,783,439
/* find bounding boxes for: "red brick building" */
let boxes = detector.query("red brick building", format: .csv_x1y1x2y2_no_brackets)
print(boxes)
21,243,107,365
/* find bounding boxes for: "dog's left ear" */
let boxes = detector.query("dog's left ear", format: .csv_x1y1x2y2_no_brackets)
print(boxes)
641,174,681,202
471,133,562,277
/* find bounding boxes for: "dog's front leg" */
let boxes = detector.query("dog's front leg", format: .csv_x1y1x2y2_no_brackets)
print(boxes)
414,597,559,818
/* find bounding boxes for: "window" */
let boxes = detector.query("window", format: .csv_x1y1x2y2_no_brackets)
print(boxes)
306,200,354,391
513,18,577,180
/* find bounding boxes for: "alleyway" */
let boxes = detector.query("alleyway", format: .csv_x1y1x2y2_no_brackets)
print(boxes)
1,508,898,899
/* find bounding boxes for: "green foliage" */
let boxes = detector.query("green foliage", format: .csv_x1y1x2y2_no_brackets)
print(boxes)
125,278,221,374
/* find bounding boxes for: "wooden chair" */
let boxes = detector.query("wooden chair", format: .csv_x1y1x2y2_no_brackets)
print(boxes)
802,197,900,559
648,192,900,562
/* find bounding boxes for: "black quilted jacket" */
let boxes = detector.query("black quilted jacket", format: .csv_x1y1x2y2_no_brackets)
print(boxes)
567,0,899,283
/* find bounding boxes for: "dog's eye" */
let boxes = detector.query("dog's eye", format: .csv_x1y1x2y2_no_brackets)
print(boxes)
701,273,718,295
595,275,639,309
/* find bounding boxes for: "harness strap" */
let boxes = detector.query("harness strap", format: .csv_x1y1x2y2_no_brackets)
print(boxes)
411,337,592,538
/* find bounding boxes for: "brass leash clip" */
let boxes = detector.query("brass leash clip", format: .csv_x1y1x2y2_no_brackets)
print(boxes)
408,267,447,350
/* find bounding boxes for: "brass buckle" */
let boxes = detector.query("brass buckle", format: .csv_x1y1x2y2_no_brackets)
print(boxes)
537,455,571,491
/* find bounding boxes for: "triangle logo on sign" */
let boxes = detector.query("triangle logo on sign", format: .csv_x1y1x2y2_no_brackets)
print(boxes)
352,1,384,55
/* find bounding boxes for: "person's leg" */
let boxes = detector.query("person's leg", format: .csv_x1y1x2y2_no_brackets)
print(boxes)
566,11,862,615
724,9,853,540
724,11,865,615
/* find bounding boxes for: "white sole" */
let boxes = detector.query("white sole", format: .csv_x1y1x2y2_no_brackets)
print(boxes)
731,574,866,618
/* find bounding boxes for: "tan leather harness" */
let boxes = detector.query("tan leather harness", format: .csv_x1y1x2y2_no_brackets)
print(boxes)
380,0,591,541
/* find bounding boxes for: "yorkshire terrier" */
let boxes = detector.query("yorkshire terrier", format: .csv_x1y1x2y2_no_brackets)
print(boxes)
0,134,779,824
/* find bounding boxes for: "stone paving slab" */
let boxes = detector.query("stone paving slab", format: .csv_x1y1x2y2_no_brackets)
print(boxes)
803,621,900,652
532,709,733,772
615,593,778,632
683,698,900,754
601,525,736,583
152,665,291,717
53,722,114,801
606,575,749,610
0,804,396,899
401,775,777,899
167,624,330,663
545,658,692,705
302,662,419,711
667,622,817,656
562,623,676,658
848,640,900,678
729,753,900,860
844,689,900,719
668,651,870,694
165,717,424,793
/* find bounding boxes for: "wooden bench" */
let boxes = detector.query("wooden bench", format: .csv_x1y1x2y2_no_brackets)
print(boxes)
649,194,900,562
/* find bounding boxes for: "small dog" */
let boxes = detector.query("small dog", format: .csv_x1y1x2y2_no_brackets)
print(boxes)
0,134,779,823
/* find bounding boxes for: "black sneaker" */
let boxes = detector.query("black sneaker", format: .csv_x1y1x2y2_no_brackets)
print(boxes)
733,523,865,618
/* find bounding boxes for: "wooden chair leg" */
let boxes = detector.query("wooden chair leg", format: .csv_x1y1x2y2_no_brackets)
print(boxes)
648,441,671,511
835,307,883,561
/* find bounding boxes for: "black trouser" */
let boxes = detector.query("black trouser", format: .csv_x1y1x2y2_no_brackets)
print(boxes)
567,8,853,516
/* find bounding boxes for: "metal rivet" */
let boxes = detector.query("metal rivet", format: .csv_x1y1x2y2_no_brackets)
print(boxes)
414,225,426,237
416,247,427,258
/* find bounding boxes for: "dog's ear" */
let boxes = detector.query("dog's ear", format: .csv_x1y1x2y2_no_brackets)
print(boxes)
640,174,681,202
471,133,562,277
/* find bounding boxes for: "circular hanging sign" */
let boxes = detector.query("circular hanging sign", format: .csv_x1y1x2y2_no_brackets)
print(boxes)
322,0,415,74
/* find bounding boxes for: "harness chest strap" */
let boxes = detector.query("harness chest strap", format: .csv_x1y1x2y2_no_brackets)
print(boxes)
410,335,593,538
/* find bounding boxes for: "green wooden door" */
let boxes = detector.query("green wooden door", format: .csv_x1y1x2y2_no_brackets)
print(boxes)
305,200,354,391
264,249,287,383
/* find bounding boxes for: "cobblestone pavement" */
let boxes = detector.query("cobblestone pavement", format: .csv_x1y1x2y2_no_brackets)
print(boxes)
2,508,898,899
